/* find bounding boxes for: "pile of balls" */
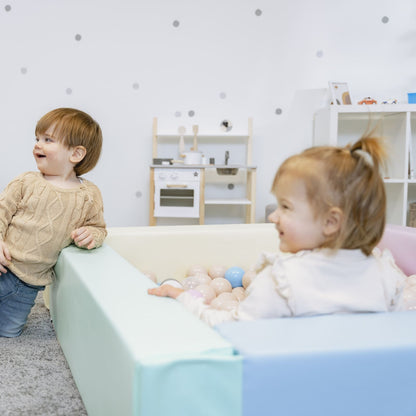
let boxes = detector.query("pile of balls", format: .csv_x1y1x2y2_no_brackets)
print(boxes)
154,265,257,311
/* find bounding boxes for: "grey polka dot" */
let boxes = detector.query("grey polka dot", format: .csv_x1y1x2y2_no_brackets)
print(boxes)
135,191,142,198
227,184,235,190
174,111,182,117
275,108,282,115
75,34,82,41
66,88,73,95
5,5,11,12
20,67,28,75
255,9,262,16
132,82,139,90
219,92,227,99
188,110,195,117
381,16,389,23
173,20,180,28
316,50,324,58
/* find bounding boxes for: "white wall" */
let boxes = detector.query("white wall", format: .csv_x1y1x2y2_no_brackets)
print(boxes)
1,0,415,226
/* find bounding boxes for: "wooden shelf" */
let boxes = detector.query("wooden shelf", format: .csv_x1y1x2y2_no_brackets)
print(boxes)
314,105,416,226
205,198,252,205
150,117,256,225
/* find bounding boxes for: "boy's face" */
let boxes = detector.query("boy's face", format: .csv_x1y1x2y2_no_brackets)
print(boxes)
33,126,75,176
268,174,327,253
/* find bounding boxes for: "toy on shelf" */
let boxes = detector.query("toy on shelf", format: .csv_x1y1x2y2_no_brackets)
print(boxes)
381,98,398,104
358,97,377,105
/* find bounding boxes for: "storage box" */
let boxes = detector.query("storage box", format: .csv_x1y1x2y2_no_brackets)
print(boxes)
408,92,416,103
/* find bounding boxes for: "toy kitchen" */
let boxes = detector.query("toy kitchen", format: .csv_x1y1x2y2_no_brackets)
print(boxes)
149,117,257,225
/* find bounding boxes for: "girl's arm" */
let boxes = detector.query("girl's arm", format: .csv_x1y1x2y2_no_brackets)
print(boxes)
147,284,184,298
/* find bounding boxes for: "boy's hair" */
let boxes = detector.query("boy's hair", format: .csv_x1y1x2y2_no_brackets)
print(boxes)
35,108,103,176
272,136,387,255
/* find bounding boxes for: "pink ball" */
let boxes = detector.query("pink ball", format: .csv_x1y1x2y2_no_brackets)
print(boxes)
210,277,232,295
242,270,256,289
208,265,227,279
186,265,208,276
195,284,217,304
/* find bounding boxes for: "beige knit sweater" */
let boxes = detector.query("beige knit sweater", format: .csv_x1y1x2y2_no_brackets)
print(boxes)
0,172,107,286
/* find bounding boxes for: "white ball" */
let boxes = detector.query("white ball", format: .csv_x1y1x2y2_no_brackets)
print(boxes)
232,287,246,302
193,272,212,285
183,276,201,290
242,270,256,289
211,292,239,311
195,284,217,304
208,265,228,279
186,265,208,276
210,277,232,295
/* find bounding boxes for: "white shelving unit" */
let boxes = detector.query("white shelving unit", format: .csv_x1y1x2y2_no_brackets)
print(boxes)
149,117,257,225
313,104,416,226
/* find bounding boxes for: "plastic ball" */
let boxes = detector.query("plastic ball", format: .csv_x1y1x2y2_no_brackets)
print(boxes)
208,265,227,279
182,276,201,290
210,277,232,295
225,266,245,288
242,270,256,289
211,292,239,311
195,284,217,304
193,272,212,285
186,265,208,276
232,287,246,302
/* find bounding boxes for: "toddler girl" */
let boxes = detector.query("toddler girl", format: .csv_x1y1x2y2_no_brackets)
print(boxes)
148,136,405,326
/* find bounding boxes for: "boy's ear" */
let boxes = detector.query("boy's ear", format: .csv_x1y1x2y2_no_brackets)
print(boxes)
70,146,87,164
323,207,343,237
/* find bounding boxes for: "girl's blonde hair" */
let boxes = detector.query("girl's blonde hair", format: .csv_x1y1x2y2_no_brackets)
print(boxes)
35,108,103,176
272,136,387,255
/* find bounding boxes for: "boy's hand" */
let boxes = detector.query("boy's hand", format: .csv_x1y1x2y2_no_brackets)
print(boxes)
71,227,96,250
147,284,184,299
0,240,11,274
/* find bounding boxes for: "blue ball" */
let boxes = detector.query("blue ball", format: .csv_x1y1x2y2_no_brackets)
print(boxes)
224,267,245,288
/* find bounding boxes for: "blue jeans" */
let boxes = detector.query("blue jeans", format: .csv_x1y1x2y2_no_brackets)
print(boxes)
0,270,44,337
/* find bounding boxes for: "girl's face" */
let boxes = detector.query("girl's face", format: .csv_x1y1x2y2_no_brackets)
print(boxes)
33,125,74,177
268,174,328,253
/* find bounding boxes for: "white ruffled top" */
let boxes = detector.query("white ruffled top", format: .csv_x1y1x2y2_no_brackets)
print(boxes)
177,247,406,327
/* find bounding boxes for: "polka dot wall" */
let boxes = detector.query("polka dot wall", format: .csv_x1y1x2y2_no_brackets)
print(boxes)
1,0,415,227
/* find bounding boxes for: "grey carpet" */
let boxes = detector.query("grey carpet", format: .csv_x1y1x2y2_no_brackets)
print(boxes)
0,292,88,416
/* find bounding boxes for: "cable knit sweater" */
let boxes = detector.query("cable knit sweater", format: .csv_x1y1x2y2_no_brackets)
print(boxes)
0,172,107,286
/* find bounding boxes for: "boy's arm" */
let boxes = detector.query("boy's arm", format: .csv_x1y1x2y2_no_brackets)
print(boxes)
72,184,107,249
0,176,23,240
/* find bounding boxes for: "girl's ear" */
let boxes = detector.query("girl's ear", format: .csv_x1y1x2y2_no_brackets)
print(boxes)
70,146,87,164
323,207,343,237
